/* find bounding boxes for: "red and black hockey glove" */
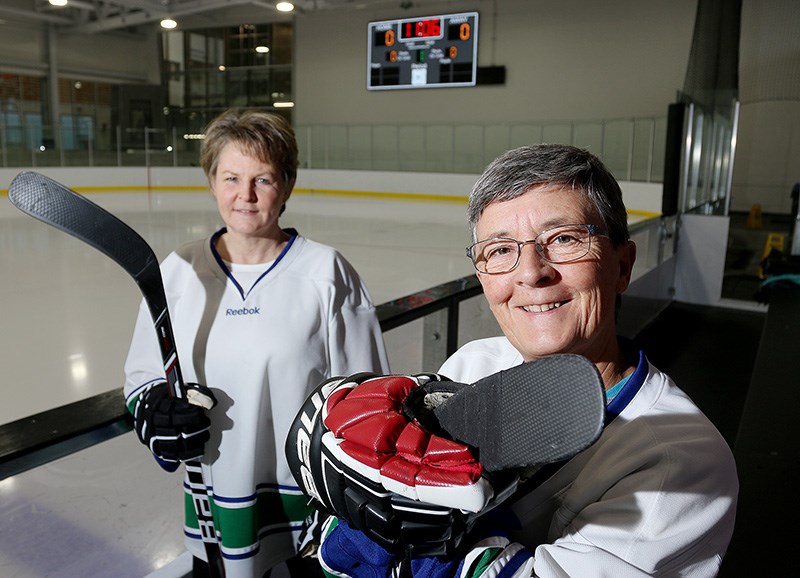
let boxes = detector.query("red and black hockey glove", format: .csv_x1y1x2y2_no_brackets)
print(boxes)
286,371,513,557
133,381,217,466
285,355,606,557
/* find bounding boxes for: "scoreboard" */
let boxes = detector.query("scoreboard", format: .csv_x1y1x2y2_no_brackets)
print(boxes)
367,12,479,90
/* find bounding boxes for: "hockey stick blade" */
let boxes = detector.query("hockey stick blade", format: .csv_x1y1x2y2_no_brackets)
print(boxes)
8,171,168,319
433,354,606,471
8,171,226,577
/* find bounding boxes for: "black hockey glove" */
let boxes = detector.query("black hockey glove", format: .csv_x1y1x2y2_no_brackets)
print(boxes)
133,381,217,467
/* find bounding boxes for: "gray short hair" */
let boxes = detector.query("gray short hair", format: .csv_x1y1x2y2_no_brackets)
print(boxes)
468,144,630,247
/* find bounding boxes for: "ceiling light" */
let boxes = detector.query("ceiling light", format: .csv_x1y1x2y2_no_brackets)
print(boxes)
160,18,177,29
49,0,69,6
276,2,294,12
255,45,270,54
273,101,294,108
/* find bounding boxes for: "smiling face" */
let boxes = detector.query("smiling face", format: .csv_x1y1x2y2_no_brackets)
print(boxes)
475,183,636,364
210,141,292,243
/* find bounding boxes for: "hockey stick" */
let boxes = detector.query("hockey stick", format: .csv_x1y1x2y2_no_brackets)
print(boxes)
432,353,606,471
8,171,226,577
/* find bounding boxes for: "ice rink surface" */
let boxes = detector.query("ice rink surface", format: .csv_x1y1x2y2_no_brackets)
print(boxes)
0,188,478,424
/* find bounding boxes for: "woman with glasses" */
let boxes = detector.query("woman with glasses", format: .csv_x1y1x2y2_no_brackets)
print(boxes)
318,144,738,577
460,144,638,376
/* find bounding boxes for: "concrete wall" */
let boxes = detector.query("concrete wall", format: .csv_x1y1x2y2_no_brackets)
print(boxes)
0,1,159,84
731,0,800,214
294,0,697,125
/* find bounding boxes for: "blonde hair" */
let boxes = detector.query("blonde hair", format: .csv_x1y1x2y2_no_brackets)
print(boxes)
200,109,298,187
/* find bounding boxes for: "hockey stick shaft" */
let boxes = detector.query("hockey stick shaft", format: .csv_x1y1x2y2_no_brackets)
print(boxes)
8,171,226,577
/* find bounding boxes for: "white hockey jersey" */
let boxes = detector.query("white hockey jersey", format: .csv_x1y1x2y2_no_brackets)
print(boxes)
124,228,389,576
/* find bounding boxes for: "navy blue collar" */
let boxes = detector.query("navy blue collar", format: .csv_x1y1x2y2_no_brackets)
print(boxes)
605,347,648,423
209,227,298,300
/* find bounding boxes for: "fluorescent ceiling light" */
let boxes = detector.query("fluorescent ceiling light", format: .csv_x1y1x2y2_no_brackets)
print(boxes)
276,2,295,12
255,45,270,53
49,0,69,6
160,18,177,29
274,101,295,108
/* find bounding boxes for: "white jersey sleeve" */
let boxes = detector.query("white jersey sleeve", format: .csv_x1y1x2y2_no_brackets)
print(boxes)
324,249,390,377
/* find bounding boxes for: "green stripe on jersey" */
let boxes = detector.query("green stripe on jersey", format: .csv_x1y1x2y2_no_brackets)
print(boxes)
184,488,314,550
466,546,505,577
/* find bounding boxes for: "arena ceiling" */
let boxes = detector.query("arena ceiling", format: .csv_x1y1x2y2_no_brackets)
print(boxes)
0,0,432,34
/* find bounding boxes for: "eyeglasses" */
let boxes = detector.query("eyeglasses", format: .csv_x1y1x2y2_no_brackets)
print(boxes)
467,223,607,274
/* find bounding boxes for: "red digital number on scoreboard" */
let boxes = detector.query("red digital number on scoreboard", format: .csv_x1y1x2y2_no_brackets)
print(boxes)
400,18,442,40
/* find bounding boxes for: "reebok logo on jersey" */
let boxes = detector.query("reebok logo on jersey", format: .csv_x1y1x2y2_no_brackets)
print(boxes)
226,306,261,316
